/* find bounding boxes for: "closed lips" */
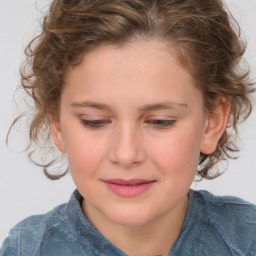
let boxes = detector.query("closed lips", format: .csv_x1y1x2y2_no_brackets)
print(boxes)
103,179,156,186
103,179,156,197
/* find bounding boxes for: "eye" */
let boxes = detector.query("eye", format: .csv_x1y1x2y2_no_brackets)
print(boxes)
145,119,176,128
80,119,111,128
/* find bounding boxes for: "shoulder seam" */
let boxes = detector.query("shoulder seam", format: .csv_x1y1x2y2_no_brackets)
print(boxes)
207,220,243,256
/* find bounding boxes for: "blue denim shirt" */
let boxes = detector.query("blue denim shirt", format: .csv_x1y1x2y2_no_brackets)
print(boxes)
1,189,256,256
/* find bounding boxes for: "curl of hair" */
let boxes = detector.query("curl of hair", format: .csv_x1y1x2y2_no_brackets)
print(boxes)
12,0,254,179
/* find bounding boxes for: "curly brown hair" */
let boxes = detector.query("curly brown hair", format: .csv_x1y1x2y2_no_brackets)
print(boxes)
12,0,254,180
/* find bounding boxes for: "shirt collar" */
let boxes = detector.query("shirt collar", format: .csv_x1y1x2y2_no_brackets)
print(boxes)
65,189,128,255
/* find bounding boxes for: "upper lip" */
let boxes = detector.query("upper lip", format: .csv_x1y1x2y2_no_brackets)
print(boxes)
103,179,156,186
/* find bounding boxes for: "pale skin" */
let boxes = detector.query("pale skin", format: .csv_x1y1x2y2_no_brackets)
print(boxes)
50,39,230,256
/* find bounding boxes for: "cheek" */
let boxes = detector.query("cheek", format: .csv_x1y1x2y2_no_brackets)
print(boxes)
148,130,202,177
62,128,106,179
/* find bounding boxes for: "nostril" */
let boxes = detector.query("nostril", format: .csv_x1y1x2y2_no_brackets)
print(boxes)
131,161,141,167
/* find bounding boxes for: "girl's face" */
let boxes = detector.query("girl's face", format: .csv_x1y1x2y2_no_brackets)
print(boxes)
51,40,222,227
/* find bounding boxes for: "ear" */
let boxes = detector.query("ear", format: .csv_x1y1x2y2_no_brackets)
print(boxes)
48,114,66,153
200,97,230,154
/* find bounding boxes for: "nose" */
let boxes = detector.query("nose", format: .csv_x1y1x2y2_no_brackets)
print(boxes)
108,123,146,168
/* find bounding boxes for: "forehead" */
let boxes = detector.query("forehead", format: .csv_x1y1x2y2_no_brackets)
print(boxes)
63,39,203,110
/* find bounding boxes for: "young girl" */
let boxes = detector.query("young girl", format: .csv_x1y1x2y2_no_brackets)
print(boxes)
1,0,256,255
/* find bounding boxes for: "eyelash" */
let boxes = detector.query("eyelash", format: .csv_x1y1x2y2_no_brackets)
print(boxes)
144,119,176,128
80,119,176,129
80,119,111,128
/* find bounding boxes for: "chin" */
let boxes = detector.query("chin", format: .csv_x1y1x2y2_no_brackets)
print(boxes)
106,207,154,227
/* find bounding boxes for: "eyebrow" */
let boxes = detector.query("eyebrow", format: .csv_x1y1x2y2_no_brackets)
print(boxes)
70,100,188,111
71,101,112,110
138,102,188,112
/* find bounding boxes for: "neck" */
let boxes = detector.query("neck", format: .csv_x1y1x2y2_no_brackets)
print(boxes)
82,195,188,256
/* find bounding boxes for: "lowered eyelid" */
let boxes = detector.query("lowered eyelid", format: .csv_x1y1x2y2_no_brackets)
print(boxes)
79,113,113,119
144,114,178,119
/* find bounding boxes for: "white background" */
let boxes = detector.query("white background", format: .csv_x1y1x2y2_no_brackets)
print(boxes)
0,0,255,245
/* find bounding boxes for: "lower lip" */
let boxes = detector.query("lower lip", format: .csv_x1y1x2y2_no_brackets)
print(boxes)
103,181,155,197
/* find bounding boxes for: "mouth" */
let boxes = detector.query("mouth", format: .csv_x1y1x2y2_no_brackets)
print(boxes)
102,179,156,197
